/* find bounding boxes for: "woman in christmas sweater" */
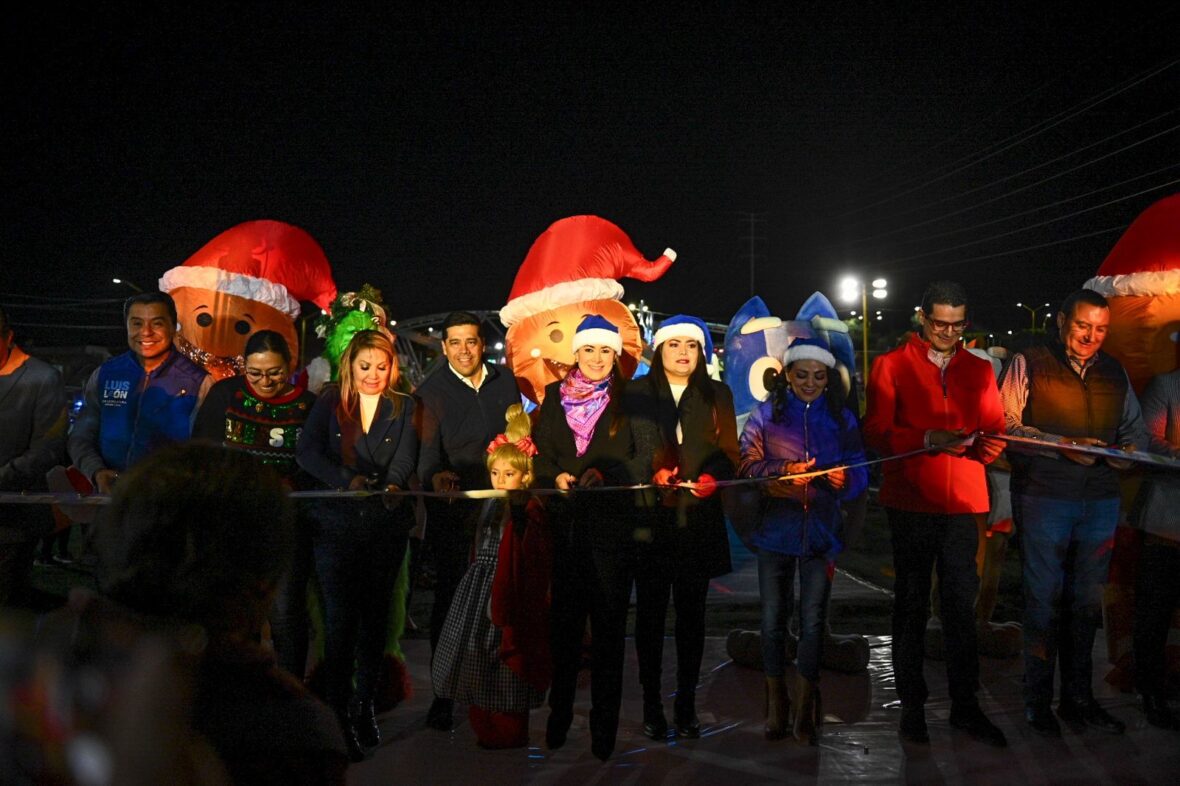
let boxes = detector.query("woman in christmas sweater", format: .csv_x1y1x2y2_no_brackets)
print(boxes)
192,329,316,680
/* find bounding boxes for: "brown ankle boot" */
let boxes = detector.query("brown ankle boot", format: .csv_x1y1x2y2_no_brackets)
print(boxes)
765,676,790,740
792,674,821,745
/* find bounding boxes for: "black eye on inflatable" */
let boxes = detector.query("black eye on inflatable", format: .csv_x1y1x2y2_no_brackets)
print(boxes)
235,320,251,335
196,313,213,327
748,356,783,402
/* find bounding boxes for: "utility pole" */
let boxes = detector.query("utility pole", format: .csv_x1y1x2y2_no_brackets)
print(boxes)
739,212,766,298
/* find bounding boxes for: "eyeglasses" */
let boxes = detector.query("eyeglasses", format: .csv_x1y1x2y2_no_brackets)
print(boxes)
245,368,288,383
925,316,970,333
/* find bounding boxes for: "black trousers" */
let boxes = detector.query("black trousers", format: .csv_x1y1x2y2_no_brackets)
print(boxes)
1133,535,1180,698
312,497,411,712
548,522,635,745
426,502,475,654
634,569,709,707
887,508,981,709
269,509,314,679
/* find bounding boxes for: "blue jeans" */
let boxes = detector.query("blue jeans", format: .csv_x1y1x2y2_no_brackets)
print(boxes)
757,549,832,681
1015,494,1119,708
311,497,411,712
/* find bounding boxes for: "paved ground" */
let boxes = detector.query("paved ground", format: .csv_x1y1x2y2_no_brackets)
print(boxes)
350,634,1175,785
351,536,1176,784
23,513,1179,783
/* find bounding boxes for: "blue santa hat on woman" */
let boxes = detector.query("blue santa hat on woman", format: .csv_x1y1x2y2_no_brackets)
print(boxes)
572,314,623,353
784,334,836,368
651,314,714,358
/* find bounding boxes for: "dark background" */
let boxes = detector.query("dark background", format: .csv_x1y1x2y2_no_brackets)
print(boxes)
2,3,1177,349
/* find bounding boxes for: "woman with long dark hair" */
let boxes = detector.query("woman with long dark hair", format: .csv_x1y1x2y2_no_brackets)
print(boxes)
193,329,316,679
631,315,738,740
532,314,649,761
297,330,418,761
739,336,867,745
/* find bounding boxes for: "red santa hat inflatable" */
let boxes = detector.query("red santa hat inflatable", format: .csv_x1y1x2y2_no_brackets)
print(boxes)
1084,194,1180,299
499,215,677,327
159,220,337,317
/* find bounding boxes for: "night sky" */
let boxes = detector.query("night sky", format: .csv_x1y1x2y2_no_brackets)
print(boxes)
2,3,1177,349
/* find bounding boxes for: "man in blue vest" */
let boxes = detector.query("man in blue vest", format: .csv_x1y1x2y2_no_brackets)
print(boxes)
415,311,521,730
999,288,1147,737
69,292,212,493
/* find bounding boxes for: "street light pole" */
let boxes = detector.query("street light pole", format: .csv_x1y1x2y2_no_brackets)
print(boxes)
839,274,887,388
112,277,143,293
1016,301,1051,332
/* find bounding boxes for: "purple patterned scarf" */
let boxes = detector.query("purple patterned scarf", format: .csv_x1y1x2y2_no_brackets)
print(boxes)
560,368,612,457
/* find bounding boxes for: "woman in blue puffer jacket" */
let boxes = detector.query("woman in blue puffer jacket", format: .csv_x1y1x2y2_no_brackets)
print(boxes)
739,336,867,745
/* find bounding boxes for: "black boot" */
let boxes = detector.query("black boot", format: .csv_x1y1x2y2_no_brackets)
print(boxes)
546,707,572,750
352,700,381,748
642,695,669,741
426,696,454,731
673,690,701,739
1142,694,1180,730
336,710,365,762
589,708,617,761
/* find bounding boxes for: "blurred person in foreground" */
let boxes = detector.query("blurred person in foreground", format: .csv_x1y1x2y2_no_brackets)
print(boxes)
5,443,346,785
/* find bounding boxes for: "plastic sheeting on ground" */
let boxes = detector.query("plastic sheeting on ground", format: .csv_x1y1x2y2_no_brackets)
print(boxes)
347,635,1175,785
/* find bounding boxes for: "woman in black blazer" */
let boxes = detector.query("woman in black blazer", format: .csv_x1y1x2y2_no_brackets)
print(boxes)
297,330,418,762
532,315,650,761
630,315,738,741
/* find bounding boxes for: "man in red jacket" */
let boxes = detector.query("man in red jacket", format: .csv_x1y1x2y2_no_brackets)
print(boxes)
864,281,1007,747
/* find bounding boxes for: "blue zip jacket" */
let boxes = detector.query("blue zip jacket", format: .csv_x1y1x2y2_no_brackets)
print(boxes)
69,351,208,479
738,392,867,558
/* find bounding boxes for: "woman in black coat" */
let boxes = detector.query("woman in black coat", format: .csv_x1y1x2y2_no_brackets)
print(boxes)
532,315,651,761
296,330,418,762
631,315,738,740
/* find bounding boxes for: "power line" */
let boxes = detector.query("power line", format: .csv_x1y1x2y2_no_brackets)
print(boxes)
866,164,1179,250
0,293,126,303
887,225,1126,274
3,302,124,314
840,123,1179,255
13,323,125,330
881,178,1180,265
847,10,1180,201
833,110,1179,245
835,57,1179,220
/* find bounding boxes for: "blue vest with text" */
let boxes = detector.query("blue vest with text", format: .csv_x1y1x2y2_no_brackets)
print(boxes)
96,351,206,470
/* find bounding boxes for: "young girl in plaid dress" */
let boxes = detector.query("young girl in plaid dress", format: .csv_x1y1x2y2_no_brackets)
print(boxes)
431,404,552,748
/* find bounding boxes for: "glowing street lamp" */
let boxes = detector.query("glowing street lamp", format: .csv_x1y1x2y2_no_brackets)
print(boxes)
112,277,143,293
1016,301,1051,332
839,275,887,375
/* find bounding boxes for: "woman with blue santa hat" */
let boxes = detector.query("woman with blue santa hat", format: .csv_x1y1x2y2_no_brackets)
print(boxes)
739,333,868,745
532,314,652,760
630,314,739,741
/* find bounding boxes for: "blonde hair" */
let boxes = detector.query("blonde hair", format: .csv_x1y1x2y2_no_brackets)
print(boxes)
337,330,403,418
486,404,534,485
